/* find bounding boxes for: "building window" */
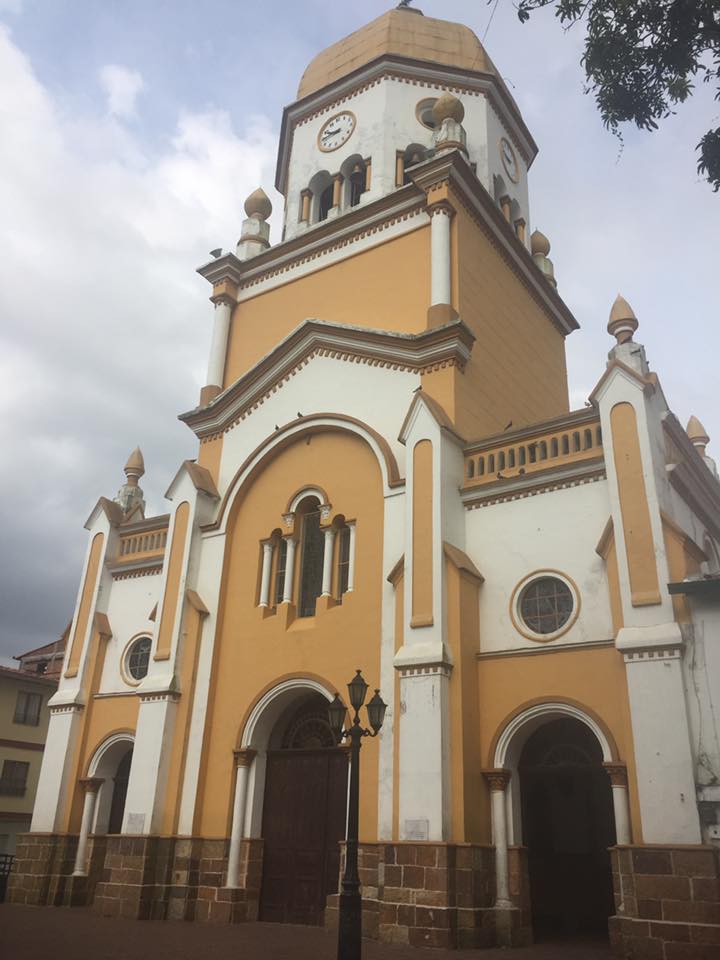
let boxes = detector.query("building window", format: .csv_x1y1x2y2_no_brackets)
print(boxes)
337,525,351,598
299,501,325,617
274,538,288,605
318,183,334,222
513,573,578,641
0,760,29,797
349,164,365,207
125,636,151,682
13,690,42,726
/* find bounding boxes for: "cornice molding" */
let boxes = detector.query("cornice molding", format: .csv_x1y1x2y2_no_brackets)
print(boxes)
179,318,475,440
408,151,579,338
463,406,599,455
275,56,538,193
462,459,606,510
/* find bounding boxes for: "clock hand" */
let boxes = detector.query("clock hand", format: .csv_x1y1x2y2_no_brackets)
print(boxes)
323,128,340,138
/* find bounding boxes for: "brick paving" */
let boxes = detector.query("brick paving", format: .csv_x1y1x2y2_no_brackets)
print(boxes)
0,905,612,959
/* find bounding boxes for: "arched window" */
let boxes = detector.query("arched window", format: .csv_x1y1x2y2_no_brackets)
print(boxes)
349,163,365,207
274,537,288,605
477,457,485,476
562,435,570,455
298,497,324,617
318,183,334,222
498,451,506,471
508,449,516,468
550,438,559,458
337,525,351,598
584,429,593,450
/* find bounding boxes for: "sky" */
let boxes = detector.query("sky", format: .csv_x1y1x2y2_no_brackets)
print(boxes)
1,0,717,663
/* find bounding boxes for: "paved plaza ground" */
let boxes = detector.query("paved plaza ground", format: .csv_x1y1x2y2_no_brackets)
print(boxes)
0,905,612,959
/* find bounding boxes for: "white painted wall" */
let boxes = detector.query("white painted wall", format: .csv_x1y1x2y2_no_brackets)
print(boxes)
467,480,615,654
98,573,162,695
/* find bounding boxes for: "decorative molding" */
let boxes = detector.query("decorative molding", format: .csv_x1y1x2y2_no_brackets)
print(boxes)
476,638,615,661
233,748,257,768
603,762,628,788
482,768,511,792
180,318,474,440
396,662,452,678
79,776,104,794
49,703,84,716
463,463,605,509
108,559,164,580
137,690,181,704
623,648,681,664
464,407,600,455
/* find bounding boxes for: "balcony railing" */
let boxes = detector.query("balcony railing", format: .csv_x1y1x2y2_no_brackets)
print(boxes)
117,527,168,562
464,418,603,489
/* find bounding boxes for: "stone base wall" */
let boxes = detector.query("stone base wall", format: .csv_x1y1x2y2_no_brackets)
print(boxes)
610,844,720,959
167,837,263,923
325,842,531,950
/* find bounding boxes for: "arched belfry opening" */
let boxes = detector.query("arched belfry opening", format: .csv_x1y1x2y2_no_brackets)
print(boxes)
258,691,348,925
518,718,615,940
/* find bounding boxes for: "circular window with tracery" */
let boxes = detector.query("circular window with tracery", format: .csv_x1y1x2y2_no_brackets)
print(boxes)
511,572,579,642
123,636,152,683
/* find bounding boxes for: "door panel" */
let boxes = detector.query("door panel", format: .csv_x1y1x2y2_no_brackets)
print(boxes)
260,749,347,925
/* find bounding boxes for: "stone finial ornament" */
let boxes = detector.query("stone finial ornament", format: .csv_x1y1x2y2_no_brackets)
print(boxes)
432,91,465,126
687,416,710,454
530,229,550,257
244,187,272,222
608,294,639,345
124,446,145,485
530,229,556,287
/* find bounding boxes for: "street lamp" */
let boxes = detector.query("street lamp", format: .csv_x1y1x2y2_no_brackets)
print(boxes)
328,670,387,960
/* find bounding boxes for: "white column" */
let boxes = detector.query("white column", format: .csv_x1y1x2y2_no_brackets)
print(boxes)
206,297,233,389
321,527,336,597
73,777,103,876
485,770,512,907
605,763,632,845
259,541,274,607
226,749,255,889
429,203,453,306
346,523,356,593
282,538,296,604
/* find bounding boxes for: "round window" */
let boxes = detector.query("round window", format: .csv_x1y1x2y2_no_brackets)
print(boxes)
511,573,579,641
416,97,438,129
125,636,151,681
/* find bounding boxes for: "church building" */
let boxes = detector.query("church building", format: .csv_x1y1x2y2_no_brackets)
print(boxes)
10,7,720,956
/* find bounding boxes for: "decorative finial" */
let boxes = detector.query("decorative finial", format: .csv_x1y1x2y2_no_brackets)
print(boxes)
432,92,465,126
116,447,146,518
244,188,272,222
124,447,145,486
530,229,550,257
607,294,638,345
687,416,710,454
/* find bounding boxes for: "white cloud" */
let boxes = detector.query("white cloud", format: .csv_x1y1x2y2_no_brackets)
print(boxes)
0,25,279,655
99,63,144,119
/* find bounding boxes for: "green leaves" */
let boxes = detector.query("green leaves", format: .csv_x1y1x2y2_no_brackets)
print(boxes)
515,0,720,190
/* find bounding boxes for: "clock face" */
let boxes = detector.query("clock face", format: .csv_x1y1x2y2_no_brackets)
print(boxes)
318,112,356,153
500,137,519,183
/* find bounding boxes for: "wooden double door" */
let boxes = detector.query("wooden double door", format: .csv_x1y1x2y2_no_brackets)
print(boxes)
259,748,348,925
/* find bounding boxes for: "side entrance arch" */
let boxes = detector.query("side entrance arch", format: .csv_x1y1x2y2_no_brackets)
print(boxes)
493,703,620,941
87,733,135,835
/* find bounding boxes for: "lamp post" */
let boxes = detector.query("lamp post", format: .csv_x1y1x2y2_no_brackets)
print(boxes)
328,670,387,960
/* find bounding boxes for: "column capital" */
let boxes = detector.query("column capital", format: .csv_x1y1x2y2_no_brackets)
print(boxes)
426,199,455,219
603,761,628,787
79,776,104,794
482,768,511,791
233,748,257,768
210,278,238,306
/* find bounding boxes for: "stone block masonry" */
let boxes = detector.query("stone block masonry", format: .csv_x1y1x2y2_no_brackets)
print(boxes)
609,844,720,959
325,842,531,949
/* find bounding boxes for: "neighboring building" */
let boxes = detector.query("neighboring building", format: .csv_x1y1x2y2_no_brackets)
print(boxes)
9,7,720,957
0,661,58,854
14,627,69,679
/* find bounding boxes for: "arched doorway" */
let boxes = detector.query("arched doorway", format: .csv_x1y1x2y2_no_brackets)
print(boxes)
107,748,133,834
87,734,135,836
258,693,348,925
519,718,615,939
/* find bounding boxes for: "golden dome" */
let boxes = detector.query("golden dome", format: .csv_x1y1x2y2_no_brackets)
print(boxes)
432,91,465,125
244,188,272,221
530,229,550,257
297,8,497,100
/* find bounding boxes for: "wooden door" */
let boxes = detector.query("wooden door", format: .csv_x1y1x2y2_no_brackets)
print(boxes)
259,748,348,925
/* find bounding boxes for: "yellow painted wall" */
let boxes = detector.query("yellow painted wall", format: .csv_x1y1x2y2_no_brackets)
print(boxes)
0,674,54,820
429,205,570,440
477,645,642,844
223,227,430,387
65,533,104,678
195,429,384,840
411,440,433,627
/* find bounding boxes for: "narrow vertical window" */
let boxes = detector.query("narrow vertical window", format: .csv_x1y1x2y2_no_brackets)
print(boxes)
299,502,324,617
337,526,351,599
349,164,365,207
318,184,334,222
274,538,288,605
